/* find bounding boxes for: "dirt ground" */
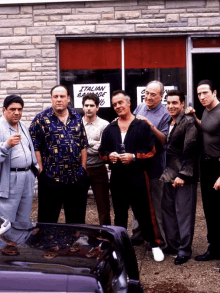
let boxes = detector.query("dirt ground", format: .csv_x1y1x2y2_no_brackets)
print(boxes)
30,185,220,293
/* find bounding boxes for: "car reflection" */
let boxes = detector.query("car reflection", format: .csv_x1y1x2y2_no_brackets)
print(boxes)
0,219,143,293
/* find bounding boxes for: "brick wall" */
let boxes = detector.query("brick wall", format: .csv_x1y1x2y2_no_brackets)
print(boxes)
0,0,219,123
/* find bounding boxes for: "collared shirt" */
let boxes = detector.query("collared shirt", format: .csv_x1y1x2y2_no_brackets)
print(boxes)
30,107,88,184
2,116,32,168
10,122,32,168
160,111,199,183
133,102,170,178
82,116,109,168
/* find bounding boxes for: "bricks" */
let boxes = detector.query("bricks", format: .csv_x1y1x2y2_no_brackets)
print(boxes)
188,18,198,26
32,36,42,45
17,81,42,90
0,72,19,81
14,28,26,36
0,36,31,45
66,25,95,34
76,7,114,14
115,11,140,19
0,7,19,14
2,50,26,58
206,0,219,7
198,17,220,26
1,81,16,89
166,14,179,22
63,14,102,21
0,0,218,120
33,9,71,15
27,27,65,35
96,24,135,33
26,50,42,58
7,63,31,72
0,18,33,27
0,28,13,36
20,6,33,14
166,1,205,9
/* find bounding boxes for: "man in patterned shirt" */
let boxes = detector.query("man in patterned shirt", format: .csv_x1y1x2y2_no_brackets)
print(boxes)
30,85,88,224
82,93,111,225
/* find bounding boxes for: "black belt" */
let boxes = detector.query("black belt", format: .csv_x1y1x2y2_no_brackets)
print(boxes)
10,166,31,172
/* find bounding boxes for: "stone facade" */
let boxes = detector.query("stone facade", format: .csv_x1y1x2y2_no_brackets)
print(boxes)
0,0,219,123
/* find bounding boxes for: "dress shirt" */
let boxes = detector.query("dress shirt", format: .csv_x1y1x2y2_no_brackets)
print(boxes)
30,107,87,184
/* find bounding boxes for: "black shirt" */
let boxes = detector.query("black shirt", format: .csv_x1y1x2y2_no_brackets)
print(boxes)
201,103,220,157
99,118,156,172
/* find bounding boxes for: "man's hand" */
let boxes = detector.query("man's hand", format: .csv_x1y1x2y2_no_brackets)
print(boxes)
119,153,133,165
185,106,201,127
172,177,185,188
109,152,120,163
7,134,21,147
136,115,150,124
185,106,196,115
213,177,220,190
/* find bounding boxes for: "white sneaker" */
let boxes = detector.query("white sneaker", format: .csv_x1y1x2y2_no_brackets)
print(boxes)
0,217,11,235
152,247,164,262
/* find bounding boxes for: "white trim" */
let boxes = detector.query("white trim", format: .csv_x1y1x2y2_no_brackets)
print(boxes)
191,48,220,54
186,36,193,107
121,38,125,91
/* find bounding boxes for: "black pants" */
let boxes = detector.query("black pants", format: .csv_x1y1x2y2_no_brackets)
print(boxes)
110,169,160,247
200,157,220,254
86,165,111,225
38,171,88,224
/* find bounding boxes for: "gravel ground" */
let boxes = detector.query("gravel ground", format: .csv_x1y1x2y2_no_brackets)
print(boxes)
30,185,220,293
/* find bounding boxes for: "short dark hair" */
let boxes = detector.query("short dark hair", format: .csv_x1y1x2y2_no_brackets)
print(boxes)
3,95,24,109
50,85,69,96
167,90,185,103
82,93,99,106
112,90,130,102
197,79,215,92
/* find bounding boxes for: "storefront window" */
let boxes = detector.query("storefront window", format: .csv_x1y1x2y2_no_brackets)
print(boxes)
59,36,187,121
124,37,186,111
59,38,121,120
60,68,121,119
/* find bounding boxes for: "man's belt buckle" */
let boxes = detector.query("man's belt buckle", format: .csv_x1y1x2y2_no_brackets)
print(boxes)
25,167,30,171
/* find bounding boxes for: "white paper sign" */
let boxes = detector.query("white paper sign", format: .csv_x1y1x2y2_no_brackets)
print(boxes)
137,85,178,105
137,87,146,105
73,83,110,108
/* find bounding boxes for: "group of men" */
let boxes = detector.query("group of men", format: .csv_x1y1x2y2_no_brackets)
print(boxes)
0,79,219,265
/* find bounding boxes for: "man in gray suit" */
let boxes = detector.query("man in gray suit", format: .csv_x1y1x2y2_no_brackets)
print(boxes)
0,95,38,222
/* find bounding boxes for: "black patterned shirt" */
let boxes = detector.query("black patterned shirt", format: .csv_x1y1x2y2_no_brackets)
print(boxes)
29,107,87,184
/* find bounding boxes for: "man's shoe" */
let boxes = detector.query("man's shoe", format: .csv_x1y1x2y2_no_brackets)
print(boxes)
174,255,189,265
152,247,164,262
0,217,11,235
195,250,220,261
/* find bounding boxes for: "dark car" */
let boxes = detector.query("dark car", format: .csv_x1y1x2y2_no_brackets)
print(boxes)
0,220,143,293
